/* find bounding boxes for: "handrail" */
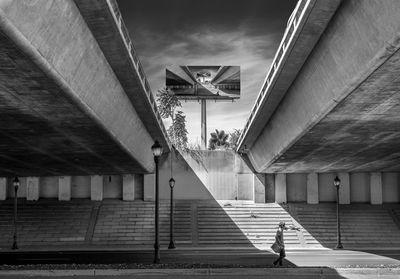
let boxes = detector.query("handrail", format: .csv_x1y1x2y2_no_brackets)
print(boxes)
236,0,310,151
105,0,170,145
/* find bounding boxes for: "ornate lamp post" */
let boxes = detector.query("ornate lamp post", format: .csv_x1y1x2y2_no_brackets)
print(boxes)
151,140,163,263
334,176,343,249
12,177,20,250
168,177,176,249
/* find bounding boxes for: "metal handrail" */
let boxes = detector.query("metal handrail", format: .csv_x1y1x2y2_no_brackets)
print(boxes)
105,0,169,142
237,0,310,151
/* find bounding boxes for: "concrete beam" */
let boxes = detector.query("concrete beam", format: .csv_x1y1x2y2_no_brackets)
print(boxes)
246,1,400,173
58,176,71,201
0,0,159,176
370,172,383,205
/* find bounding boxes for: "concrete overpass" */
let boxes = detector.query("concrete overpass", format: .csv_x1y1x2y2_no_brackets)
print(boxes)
0,0,169,177
238,0,400,174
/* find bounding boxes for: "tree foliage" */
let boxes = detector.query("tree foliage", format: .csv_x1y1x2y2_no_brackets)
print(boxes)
156,89,188,150
228,129,243,150
208,129,229,150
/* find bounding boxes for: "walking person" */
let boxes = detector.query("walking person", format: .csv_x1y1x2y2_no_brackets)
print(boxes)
272,221,300,267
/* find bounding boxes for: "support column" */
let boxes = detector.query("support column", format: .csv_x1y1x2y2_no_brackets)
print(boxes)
338,172,350,204
307,173,319,204
90,175,103,201
26,177,39,201
0,178,6,200
254,174,266,203
123,174,135,201
370,172,383,205
265,174,275,203
275,173,287,203
201,99,207,149
58,176,71,201
143,174,155,201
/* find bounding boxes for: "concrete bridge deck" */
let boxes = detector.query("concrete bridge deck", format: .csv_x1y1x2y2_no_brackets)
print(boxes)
0,0,168,176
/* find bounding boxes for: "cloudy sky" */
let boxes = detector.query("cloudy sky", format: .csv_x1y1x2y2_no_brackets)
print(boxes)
117,0,296,145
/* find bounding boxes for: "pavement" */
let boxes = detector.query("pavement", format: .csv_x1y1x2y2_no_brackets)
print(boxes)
1,247,400,278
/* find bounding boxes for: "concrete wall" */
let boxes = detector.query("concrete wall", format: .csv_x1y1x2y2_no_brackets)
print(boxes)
287,173,307,202
382,173,400,203
350,173,370,203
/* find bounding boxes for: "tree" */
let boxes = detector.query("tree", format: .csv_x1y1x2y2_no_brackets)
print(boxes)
228,129,243,150
208,129,229,150
156,89,188,150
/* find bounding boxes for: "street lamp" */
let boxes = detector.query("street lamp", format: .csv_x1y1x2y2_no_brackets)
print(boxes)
151,140,163,263
12,177,20,250
334,176,343,249
168,177,176,249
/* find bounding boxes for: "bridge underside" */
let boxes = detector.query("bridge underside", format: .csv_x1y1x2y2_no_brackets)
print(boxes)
0,0,162,176
246,0,400,173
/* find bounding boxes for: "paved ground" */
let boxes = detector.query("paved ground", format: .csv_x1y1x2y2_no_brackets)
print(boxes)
1,248,400,278
2,248,400,267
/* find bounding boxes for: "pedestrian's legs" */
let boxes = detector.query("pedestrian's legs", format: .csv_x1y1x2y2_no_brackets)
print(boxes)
273,248,286,266
278,248,286,266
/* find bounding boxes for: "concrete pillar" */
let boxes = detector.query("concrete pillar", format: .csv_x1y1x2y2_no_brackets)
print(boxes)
275,173,287,203
0,178,6,200
122,174,135,201
58,176,71,201
265,174,275,203
307,172,319,204
90,175,103,201
338,172,350,204
370,172,383,205
26,177,39,201
143,174,155,201
254,174,266,203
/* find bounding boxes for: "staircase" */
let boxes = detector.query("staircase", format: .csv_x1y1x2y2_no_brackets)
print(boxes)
1,200,400,249
289,204,400,248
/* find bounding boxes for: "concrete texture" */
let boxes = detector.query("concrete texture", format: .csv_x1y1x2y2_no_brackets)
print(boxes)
58,176,71,201
90,175,103,201
370,172,383,205
26,177,39,201
338,173,350,205
275,173,287,203
307,173,319,204
245,0,400,173
122,175,135,201
0,0,165,176
0,177,6,200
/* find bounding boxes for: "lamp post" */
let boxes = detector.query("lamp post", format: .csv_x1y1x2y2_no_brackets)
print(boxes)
334,176,343,249
151,140,163,263
168,177,176,249
12,177,20,250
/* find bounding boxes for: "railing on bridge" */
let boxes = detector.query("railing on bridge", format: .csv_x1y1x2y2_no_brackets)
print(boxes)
236,0,310,151
106,0,169,145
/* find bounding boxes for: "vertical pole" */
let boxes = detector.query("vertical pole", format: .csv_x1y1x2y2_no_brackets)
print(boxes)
12,186,18,250
201,99,207,149
168,187,175,249
336,186,343,249
154,156,160,263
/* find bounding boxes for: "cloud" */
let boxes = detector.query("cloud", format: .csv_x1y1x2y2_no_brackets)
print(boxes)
118,0,295,144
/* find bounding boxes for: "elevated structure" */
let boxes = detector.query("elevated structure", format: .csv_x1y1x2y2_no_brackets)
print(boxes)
0,0,168,176
238,0,400,173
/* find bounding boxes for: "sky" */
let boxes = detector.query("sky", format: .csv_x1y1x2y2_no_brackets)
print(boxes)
117,0,297,145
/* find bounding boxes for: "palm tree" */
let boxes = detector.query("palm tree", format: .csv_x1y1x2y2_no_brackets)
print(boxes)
208,129,229,150
228,129,242,150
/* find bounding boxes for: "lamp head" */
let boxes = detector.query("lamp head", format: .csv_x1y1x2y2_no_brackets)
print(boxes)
169,177,175,188
151,140,163,157
334,176,341,187
13,177,20,189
